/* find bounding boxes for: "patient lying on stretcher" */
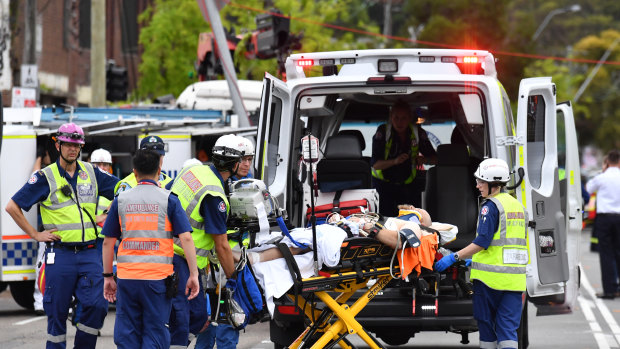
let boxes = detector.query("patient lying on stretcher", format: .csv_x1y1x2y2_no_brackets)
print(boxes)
235,205,457,268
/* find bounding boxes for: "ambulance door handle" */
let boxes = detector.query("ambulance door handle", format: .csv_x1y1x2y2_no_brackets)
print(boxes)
506,167,525,190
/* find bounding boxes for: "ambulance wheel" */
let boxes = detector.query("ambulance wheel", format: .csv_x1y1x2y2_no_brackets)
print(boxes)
517,299,529,349
10,281,35,310
0,282,7,293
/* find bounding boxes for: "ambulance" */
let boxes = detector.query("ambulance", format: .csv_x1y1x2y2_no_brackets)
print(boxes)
0,104,255,309
254,49,582,348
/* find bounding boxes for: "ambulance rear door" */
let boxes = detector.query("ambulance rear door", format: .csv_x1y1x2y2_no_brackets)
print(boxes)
254,73,291,204
515,77,570,301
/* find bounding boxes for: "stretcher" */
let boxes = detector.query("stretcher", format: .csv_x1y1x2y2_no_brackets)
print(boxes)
277,237,406,349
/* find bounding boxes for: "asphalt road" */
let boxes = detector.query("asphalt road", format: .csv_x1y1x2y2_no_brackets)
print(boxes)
0,227,617,348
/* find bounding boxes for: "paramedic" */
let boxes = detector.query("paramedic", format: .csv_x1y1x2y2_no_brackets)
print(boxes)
115,135,172,194
586,149,620,299
101,149,199,348
195,134,255,349
90,148,114,227
371,101,436,216
434,158,527,349
5,122,119,348
166,134,243,348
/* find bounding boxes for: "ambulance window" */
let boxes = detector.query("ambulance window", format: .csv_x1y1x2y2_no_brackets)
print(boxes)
458,94,483,124
265,96,282,186
526,95,545,189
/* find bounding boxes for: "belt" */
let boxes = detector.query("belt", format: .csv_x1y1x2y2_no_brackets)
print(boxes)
46,242,97,252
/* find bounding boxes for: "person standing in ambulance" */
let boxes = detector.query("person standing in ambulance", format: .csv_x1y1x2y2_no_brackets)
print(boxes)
5,122,119,348
115,135,173,194
166,134,243,348
435,158,528,349
101,149,199,348
371,101,436,216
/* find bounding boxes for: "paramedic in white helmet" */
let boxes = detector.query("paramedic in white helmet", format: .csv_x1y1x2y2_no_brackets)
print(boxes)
231,135,254,181
90,149,114,223
166,134,245,348
434,158,527,349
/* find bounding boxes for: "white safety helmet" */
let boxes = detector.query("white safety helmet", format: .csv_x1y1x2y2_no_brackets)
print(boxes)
238,136,254,157
90,148,112,164
474,158,510,184
212,134,243,171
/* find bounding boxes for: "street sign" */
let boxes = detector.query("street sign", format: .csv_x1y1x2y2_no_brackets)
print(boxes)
21,64,38,88
11,87,37,108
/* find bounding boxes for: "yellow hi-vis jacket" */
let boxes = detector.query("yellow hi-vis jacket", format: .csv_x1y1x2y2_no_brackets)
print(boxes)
470,192,528,292
371,123,419,184
114,172,172,195
170,165,229,269
40,161,98,242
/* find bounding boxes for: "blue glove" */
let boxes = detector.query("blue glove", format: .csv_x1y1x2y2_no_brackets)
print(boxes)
464,259,472,267
225,278,237,291
434,253,457,272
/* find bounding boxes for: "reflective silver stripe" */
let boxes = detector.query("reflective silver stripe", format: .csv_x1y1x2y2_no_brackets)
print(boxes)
76,322,100,336
489,237,527,247
122,230,172,239
489,197,507,240
173,237,211,258
39,200,75,210
479,340,497,349
184,184,226,219
471,262,526,274
78,162,99,204
43,222,95,231
499,340,518,348
189,217,205,230
170,346,187,349
47,333,66,343
42,167,60,204
117,255,173,264
97,204,108,211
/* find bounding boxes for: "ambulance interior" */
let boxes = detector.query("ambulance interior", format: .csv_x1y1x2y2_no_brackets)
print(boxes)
283,87,504,251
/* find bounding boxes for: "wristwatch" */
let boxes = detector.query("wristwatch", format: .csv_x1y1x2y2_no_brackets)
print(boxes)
366,222,384,239
102,272,114,278
453,253,460,262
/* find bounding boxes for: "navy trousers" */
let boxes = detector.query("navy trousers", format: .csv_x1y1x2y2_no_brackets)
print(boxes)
596,213,620,294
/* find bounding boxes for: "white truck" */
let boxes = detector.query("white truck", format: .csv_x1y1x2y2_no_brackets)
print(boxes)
0,104,255,309
253,49,582,348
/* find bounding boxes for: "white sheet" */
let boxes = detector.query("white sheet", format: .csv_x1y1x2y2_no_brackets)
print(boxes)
251,224,347,315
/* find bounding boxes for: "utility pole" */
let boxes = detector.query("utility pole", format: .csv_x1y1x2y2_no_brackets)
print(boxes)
383,0,392,37
24,0,36,65
202,0,249,127
91,0,106,106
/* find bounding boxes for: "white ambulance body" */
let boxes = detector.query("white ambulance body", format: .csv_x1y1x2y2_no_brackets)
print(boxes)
255,49,582,346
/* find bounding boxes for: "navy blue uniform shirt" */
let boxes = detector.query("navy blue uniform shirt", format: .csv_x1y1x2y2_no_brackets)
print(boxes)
12,159,120,211
165,165,228,235
101,180,192,238
472,199,500,249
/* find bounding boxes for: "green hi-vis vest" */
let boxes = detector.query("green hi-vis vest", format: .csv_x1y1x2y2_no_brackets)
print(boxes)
170,165,229,269
97,196,111,216
371,123,420,184
40,161,98,243
114,172,173,195
470,192,528,292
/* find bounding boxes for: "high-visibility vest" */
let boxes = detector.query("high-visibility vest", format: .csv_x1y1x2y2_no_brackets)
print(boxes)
116,184,174,280
114,172,172,195
170,165,229,269
40,161,98,242
470,192,528,291
97,196,111,216
371,123,420,184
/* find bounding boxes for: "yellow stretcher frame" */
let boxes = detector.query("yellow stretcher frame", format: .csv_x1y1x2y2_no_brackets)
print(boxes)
286,265,400,349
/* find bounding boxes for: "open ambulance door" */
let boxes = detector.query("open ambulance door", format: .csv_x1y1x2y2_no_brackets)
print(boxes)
554,101,582,313
254,73,291,205
515,78,571,313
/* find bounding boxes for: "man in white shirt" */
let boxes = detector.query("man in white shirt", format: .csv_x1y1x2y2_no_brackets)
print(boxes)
586,149,620,299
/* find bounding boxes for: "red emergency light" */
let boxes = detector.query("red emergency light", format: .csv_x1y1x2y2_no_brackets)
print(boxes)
296,59,314,67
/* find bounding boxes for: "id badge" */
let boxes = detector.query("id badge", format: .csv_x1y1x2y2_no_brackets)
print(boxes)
46,252,55,265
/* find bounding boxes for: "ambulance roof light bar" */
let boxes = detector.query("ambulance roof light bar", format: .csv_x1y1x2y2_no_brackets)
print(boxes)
286,49,497,80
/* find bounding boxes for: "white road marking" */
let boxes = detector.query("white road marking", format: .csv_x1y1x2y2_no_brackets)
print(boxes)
581,269,620,347
14,316,46,326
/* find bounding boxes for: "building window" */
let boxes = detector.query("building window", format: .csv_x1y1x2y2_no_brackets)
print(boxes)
79,0,91,48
